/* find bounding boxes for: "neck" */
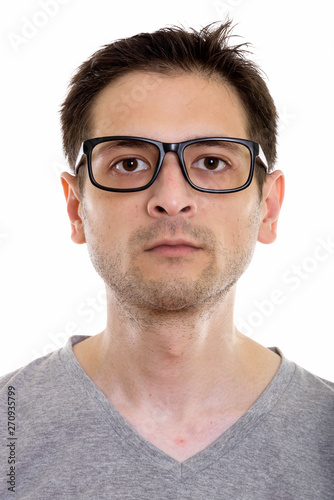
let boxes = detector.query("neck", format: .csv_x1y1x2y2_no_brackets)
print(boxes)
73,285,279,418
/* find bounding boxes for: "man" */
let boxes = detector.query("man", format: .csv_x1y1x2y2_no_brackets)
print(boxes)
0,21,333,499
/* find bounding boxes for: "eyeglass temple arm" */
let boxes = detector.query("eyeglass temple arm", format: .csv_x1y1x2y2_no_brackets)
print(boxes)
74,143,85,174
257,145,269,172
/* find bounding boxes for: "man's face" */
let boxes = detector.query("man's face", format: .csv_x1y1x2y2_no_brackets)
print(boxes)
76,71,266,312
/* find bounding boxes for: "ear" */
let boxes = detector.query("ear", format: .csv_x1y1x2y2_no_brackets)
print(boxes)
60,172,86,244
258,170,285,244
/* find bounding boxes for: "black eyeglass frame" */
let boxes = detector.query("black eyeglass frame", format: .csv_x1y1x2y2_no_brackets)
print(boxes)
74,136,269,194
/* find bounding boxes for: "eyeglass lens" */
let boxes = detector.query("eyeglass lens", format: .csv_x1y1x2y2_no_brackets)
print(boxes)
90,139,252,191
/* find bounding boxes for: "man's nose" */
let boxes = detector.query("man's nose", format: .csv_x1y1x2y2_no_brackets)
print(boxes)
146,152,198,218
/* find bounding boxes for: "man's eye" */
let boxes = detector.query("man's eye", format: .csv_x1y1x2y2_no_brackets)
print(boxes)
192,157,229,171
113,158,150,173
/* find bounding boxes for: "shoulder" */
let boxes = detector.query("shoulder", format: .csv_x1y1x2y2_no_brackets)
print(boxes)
273,347,334,398
289,359,334,399
273,351,334,440
289,362,334,414
0,348,62,404
0,336,89,399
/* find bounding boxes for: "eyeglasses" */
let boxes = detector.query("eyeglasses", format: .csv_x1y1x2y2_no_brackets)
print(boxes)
74,136,269,193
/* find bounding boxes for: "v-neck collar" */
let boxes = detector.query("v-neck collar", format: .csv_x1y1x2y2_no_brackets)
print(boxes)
61,335,296,481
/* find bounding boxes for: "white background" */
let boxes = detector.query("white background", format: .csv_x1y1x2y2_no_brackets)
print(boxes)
1,0,333,378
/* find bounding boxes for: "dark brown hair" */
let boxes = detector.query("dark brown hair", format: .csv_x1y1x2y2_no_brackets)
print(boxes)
60,20,277,187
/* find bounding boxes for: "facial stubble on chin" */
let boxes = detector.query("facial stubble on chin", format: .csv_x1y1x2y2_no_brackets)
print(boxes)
81,205,261,315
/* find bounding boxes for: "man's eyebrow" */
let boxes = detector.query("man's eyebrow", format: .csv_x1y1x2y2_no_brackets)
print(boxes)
188,140,245,151
98,139,155,149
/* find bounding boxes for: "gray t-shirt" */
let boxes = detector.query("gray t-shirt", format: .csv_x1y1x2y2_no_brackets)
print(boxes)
0,335,333,499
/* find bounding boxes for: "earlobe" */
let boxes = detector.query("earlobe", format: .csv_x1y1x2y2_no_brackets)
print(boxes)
60,172,86,245
258,170,285,244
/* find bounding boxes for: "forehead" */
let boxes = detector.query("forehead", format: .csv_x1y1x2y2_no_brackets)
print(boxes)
89,71,250,141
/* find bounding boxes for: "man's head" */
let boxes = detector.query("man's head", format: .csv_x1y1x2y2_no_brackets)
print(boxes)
60,22,284,315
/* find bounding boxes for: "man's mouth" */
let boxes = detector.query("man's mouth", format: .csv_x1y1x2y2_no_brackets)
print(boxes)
145,239,202,257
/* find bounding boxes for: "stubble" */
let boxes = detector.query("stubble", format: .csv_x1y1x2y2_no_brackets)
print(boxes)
81,204,261,318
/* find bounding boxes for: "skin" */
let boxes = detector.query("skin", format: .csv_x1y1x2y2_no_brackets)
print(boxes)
61,71,284,462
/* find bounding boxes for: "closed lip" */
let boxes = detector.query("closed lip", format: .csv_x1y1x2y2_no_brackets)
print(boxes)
145,239,202,251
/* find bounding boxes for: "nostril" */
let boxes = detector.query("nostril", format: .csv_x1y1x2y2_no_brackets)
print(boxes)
154,204,191,215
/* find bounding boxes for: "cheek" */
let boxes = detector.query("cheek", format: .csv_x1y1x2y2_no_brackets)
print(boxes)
85,196,145,248
204,193,260,246
86,187,143,220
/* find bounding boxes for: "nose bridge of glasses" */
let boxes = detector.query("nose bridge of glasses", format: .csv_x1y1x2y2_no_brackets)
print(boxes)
162,142,179,153
161,142,184,168
157,142,190,187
